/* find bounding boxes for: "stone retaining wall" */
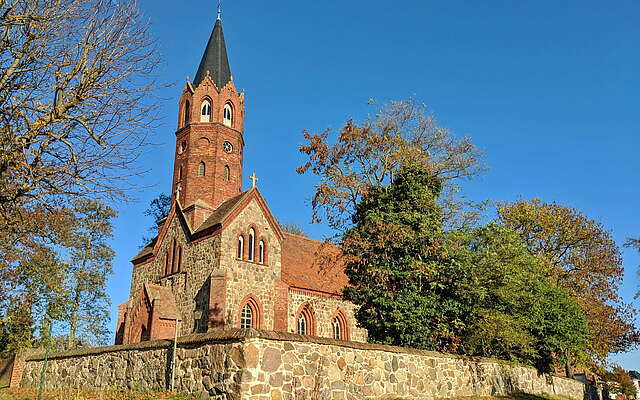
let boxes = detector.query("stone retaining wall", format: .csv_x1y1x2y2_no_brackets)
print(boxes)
18,329,586,400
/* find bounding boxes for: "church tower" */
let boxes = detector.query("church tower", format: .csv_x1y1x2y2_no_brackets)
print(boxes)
171,17,245,229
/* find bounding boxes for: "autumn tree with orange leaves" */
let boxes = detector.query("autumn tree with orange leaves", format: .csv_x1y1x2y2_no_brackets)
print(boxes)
497,199,640,361
297,97,485,233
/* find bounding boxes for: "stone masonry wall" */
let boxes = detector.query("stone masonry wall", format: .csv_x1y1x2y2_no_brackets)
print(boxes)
129,214,223,336
221,199,282,330
18,330,586,400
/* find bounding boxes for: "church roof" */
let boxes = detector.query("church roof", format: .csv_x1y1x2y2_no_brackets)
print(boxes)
193,18,231,89
281,233,349,296
194,189,251,234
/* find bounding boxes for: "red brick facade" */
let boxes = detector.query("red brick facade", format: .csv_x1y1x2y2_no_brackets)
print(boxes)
115,18,368,346
171,75,245,228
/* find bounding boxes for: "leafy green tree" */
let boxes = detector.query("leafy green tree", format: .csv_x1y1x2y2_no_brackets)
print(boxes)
459,224,588,374
497,199,639,360
0,301,35,358
63,199,116,348
342,163,474,351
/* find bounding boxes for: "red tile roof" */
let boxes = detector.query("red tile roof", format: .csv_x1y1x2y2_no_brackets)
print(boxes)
280,233,349,296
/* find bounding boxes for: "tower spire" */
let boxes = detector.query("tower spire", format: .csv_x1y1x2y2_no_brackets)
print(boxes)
217,0,221,20
193,14,231,88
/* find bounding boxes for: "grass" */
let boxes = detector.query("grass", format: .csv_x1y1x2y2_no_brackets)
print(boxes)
0,388,198,400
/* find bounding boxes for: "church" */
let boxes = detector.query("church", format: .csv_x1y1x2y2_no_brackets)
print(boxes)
114,16,367,345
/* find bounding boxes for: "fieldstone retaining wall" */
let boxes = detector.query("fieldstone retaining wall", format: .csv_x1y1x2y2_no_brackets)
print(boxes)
18,329,586,400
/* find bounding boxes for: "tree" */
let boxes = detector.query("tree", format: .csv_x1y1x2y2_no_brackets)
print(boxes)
342,163,474,351
497,199,640,360
0,0,161,232
280,222,307,237
141,193,170,245
297,97,485,233
63,199,116,348
459,224,588,374
604,366,638,398
0,301,34,358
624,238,639,298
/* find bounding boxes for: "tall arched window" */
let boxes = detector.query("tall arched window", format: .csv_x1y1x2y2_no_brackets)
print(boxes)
175,245,182,273
183,100,190,127
198,161,206,177
248,228,255,261
332,311,349,340
223,102,233,127
258,240,265,264
239,297,261,329
237,236,244,259
170,239,177,274
240,304,252,329
200,100,211,122
297,313,307,335
224,165,230,181
178,166,183,181
296,304,316,336
164,250,169,276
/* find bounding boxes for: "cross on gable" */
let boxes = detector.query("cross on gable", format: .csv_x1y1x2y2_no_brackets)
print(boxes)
249,172,259,188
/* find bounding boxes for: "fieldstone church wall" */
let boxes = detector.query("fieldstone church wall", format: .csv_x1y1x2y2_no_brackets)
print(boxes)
17,330,586,400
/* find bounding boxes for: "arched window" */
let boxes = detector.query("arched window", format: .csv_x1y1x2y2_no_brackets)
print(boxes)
177,166,183,181
175,245,182,273
238,297,261,329
297,313,307,335
170,238,177,274
224,165,230,181
200,100,211,122
237,236,244,259
248,228,255,261
198,161,206,177
164,250,169,276
240,304,252,329
332,311,349,340
183,100,190,126
258,240,265,264
296,303,316,336
223,102,233,127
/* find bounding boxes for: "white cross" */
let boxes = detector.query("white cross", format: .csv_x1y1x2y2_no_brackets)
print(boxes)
249,172,259,188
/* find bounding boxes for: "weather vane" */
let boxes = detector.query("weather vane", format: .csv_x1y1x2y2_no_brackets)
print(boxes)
217,0,222,20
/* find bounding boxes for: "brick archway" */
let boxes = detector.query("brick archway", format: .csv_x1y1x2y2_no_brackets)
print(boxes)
295,302,317,336
330,308,349,341
237,295,263,329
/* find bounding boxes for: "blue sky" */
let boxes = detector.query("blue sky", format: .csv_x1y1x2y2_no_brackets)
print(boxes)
106,0,639,369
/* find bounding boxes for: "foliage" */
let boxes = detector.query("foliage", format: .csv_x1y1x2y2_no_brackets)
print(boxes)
603,366,638,397
0,302,34,358
342,163,474,351
63,199,116,348
624,237,640,298
497,199,640,360
0,0,162,233
458,224,588,373
297,97,485,233
141,193,171,246
280,222,307,237
0,199,115,354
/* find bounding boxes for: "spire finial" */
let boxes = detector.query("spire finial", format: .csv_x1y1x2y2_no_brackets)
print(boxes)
217,0,222,20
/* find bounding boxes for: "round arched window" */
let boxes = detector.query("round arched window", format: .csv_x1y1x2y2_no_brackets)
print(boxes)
200,100,211,122
223,103,233,127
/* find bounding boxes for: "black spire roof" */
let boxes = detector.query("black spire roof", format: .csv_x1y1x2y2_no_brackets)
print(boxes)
193,18,231,88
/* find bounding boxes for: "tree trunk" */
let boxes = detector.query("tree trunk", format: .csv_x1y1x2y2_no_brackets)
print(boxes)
67,283,81,349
